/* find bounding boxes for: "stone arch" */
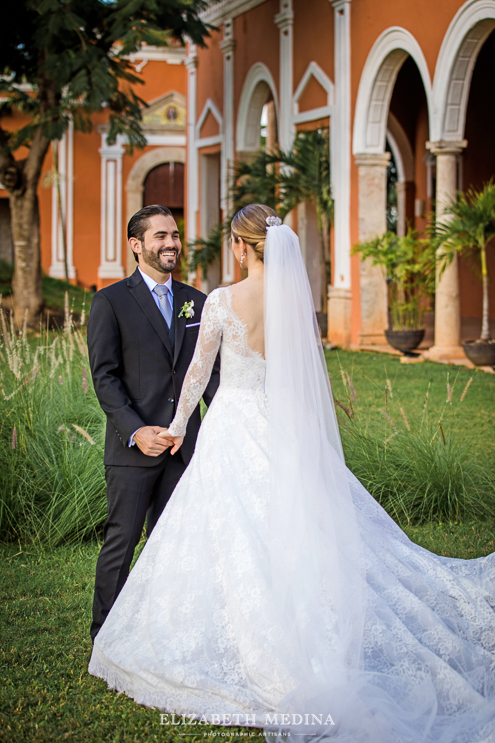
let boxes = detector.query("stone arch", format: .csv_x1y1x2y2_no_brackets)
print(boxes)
433,0,495,142
236,63,279,154
353,27,433,155
125,146,186,273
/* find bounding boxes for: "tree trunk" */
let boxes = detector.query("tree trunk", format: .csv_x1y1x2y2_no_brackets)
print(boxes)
11,184,43,326
481,265,491,341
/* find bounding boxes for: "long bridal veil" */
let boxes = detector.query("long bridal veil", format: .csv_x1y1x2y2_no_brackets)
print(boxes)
263,223,370,739
261,223,495,743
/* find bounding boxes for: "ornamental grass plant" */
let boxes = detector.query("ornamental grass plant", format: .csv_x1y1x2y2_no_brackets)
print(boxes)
0,296,106,546
334,363,495,525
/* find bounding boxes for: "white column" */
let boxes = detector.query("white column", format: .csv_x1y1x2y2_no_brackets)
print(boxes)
327,0,352,347
275,0,294,152
220,19,235,283
186,44,198,248
50,121,76,280
354,152,390,346
98,136,125,280
425,140,466,360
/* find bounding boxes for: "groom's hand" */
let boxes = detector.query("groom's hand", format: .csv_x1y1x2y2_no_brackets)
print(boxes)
133,426,171,457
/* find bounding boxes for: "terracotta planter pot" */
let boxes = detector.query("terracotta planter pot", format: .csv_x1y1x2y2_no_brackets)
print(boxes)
462,340,495,367
385,328,425,354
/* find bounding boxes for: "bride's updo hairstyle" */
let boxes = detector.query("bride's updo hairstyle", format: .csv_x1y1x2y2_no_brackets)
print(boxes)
231,204,278,263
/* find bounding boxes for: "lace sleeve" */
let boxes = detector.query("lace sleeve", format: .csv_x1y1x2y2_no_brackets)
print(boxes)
168,292,223,437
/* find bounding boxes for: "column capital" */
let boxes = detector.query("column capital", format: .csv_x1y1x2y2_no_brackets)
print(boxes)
185,44,198,71
426,139,467,157
275,8,294,31
220,37,236,55
331,0,351,11
220,17,235,56
354,152,390,168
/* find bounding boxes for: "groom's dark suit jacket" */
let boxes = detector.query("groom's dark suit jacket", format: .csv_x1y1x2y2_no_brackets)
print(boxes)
87,268,220,467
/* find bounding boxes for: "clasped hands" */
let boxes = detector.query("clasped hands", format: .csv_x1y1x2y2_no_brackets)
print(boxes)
133,426,184,457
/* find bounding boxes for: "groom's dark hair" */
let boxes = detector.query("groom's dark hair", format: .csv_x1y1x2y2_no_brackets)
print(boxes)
128,205,174,262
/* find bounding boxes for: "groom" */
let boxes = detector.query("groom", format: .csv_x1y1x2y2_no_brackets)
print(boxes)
87,204,220,642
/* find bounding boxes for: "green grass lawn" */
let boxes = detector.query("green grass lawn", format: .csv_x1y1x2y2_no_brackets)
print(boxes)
2,515,494,743
1,348,494,741
326,348,495,457
0,542,265,743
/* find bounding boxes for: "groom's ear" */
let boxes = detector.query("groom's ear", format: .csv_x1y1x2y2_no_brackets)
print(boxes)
129,237,142,263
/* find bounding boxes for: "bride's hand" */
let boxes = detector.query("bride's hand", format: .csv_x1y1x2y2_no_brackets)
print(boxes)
158,429,184,455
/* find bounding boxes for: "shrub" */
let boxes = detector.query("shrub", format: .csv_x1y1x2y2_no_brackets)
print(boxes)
336,370,495,524
0,300,106,546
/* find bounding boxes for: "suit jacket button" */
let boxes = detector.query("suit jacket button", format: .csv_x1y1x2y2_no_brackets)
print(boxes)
168,398,174,403
173,369,176,374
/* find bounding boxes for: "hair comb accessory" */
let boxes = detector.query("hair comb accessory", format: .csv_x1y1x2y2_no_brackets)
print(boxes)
266,216,283,227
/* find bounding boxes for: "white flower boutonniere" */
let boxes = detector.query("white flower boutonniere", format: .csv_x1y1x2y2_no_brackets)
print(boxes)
178,300,195,319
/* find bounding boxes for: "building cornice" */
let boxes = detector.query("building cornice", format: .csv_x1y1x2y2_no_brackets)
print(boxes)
126,45,186,66
200,0,267,25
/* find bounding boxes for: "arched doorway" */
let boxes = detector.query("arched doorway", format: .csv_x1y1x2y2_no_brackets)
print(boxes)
143,161,185,281
459,29,495,341
125,147,186,275
353,29,432,345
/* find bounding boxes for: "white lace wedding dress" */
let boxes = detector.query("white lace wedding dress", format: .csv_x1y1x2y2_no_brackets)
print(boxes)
89,283,495,743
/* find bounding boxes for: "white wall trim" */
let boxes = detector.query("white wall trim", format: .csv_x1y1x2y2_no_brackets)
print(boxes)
197,135,223,149
386,129,404,183
196,98,223,139
186,45,199,245
236,63,279,152
220,18,236,283
275,0,295,151
145,134,186,146
98,136,125,280
387,111,414,181
432,0,495,141
353,27,433,155
293,61,335,107
292,61,334,125
50,121,76,280
200,0,266,24
126,45,186,67
331,0,352,290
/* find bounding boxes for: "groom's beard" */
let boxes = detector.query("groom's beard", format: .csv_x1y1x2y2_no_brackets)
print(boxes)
141,244,180,275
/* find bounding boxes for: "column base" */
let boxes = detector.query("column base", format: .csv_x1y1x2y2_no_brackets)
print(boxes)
358,331,388,346
422,345,466,362
327,287,352,348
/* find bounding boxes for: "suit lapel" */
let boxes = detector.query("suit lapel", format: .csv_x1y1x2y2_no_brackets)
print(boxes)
173,281,188,365
128,269,173,358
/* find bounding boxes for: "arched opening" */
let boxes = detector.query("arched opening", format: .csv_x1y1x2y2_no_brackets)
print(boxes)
236,64,279,157
142,162,185,280
459,27,495,340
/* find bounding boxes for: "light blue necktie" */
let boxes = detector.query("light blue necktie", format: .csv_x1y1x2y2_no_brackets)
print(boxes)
153,284,173,328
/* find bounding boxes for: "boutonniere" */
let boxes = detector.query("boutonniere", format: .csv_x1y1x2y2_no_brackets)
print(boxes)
178,300,195,319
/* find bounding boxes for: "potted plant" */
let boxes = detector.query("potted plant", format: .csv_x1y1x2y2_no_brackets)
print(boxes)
352,228,436,353
435,182,495,366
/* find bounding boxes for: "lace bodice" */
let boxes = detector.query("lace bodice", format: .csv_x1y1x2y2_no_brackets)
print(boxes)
168,287,266,437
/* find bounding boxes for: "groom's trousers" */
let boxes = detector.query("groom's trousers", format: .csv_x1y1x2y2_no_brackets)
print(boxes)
90,451,185,642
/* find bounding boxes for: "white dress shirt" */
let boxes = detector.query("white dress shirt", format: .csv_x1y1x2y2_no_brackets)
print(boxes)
129,267,174,447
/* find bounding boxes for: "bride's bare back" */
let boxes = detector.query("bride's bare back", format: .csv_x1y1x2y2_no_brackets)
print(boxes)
229,278,265,359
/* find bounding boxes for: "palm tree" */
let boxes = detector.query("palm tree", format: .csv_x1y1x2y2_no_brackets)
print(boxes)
231,129,333,312
435,182,495,342
276,129,333,313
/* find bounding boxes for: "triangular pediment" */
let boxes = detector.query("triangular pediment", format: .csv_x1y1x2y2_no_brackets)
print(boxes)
141,91,186,133
297,75,329,113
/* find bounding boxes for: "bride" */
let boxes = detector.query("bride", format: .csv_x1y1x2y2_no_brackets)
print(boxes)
89,204,495,743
